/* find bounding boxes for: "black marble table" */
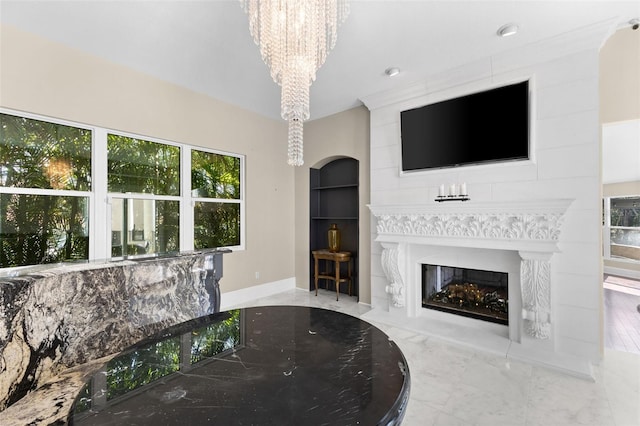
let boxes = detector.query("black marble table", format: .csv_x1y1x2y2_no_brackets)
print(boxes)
69,306,410,425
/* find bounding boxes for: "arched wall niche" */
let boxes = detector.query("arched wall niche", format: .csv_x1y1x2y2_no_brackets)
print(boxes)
309,157,359,298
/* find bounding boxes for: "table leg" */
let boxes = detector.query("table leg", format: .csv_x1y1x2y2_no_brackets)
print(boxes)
348,258,352,296
335,259,340,301
314,256,319,296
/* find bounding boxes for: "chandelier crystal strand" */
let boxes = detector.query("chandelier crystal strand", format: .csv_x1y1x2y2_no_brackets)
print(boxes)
240,0,349,166
288,118,304,166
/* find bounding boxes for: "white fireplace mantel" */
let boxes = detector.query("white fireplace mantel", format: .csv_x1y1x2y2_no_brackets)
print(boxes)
368,199,573,339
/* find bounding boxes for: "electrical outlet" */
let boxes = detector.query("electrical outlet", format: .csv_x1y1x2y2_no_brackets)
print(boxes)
255,271,260,280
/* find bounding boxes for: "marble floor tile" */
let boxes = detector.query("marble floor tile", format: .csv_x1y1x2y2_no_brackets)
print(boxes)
402,400,441,426
431,410,470,426
440,381,528,426
229,288,640,426
526,366,615,426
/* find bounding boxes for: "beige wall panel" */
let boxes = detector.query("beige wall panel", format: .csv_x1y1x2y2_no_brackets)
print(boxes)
603,180,640,197
0,24,294,293
600,27,640,123
295,107,371,304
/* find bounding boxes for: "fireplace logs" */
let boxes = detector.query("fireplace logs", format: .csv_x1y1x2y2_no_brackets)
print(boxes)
431,283,507,313
423,264,509,325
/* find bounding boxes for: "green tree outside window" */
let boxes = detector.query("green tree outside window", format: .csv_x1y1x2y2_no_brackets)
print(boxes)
0,111,244,267
609,196,640,260
192,150,241,249
0,113,91,267
107,134,180,196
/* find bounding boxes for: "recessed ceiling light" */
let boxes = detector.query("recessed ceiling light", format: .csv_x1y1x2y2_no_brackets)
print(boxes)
385,67,400,77
497,24,519,37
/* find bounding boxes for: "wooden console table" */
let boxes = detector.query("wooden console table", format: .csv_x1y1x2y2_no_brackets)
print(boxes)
312,249,352,301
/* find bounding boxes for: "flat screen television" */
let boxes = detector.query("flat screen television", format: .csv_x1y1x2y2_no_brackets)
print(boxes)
400,80,530,172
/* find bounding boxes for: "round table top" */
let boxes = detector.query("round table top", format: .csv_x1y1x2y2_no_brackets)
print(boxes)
69,305,410,425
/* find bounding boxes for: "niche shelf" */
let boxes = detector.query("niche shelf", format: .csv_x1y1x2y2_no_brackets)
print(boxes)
309,158,359,298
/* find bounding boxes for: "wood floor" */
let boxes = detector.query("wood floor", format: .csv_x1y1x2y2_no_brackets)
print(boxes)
604,274,640,354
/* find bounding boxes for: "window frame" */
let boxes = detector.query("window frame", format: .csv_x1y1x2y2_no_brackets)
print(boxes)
106,130,184,259
0,109,95,266
191,147,244,250
0,107,245,270
603,195,640,264
188,144,245,252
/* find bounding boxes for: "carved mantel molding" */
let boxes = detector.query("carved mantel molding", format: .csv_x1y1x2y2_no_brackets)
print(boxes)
368,199,573,339
380,242,405,308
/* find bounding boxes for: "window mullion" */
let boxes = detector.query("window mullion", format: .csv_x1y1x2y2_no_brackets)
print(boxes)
0,187,91,197
192,197,242,204
109,193,181,201
92,128,109,260
603,197,610,259
180,146,194,251
240,155,246,250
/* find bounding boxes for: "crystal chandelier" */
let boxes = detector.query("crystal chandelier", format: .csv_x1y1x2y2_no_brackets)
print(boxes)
240,0,350,166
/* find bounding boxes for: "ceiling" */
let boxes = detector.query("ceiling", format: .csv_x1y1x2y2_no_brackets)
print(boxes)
1,1,639,122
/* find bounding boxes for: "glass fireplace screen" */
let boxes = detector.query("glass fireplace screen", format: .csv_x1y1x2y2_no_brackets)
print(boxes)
422,264,508,325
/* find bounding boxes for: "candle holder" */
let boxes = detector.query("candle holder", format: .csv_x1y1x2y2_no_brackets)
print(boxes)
438,183,468,199
435,195,470,202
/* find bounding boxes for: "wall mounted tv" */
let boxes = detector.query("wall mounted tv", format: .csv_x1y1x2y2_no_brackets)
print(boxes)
400,80,530,172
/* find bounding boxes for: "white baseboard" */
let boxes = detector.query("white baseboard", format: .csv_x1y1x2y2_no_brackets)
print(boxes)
220,278,296,310
604,266,640,280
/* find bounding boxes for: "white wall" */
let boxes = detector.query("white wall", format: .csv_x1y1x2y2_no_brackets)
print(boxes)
363,22,615,364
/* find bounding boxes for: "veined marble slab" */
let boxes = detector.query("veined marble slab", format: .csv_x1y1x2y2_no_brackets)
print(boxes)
0,250,228,412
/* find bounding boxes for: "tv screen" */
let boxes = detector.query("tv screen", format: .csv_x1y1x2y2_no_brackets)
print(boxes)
400,80,530,172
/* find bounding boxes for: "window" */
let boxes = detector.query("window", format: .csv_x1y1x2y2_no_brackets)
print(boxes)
110,198,180,257
192,149,241,249
604,196,640,262
108,134,181,257
0,113,91,267
0,109,245,269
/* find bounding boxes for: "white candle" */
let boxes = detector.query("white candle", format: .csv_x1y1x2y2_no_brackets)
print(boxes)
460,182,467,196
449,183,456,196
438,184,445,197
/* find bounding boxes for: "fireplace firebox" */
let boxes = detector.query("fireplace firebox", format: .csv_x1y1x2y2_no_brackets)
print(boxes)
422,264,508,325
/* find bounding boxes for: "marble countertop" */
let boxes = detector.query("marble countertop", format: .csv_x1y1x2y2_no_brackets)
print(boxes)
0,248,231,279
0,249,231,419
64,305,410,425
